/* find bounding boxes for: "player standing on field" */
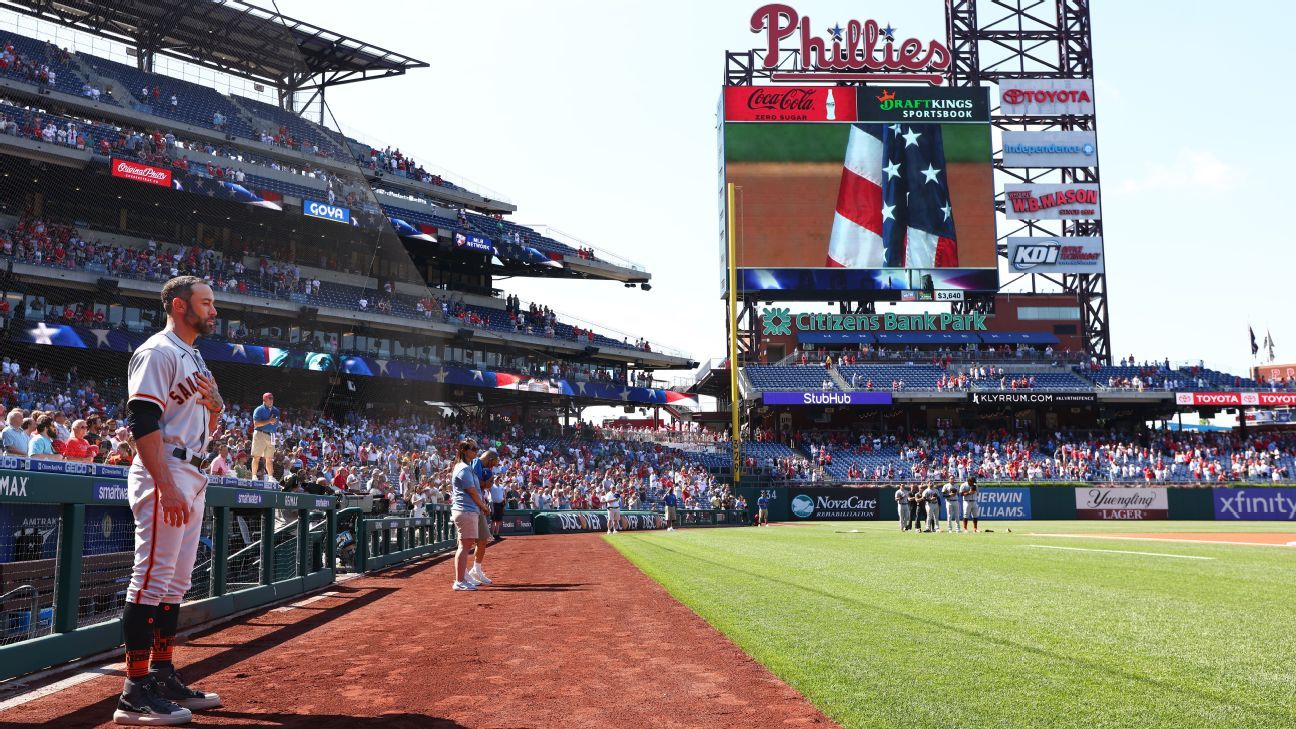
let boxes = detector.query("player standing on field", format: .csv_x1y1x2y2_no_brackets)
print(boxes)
465,448,498,585
756,491,769,526
961,476,980,534
921,482,941,533
894,484,910,531
942,479,961,533
114,276,222,726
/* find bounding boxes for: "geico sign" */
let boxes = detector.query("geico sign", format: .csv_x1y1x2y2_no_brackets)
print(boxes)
304,200,350,223
111,158,172,187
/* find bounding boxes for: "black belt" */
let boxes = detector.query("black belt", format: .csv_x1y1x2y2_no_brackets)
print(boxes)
171,448,204,470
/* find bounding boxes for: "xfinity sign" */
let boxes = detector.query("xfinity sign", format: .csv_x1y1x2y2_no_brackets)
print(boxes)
303,199,351,224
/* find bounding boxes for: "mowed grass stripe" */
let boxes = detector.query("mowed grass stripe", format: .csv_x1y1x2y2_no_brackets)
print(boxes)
608,523,1296,729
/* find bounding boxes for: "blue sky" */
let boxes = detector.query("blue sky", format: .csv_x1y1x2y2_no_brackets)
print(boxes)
264,1,1291,376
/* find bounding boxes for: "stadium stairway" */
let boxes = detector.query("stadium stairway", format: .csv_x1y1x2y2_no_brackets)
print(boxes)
827,367,853,391
67,52,136,107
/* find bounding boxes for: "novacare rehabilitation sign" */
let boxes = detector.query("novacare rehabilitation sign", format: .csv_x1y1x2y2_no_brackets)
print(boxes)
762,309,987,336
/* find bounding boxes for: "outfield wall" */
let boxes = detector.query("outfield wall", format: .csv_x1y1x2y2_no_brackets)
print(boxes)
738,485,1296,522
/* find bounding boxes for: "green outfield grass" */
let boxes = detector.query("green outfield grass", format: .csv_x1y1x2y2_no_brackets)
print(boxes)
608,521,1296,729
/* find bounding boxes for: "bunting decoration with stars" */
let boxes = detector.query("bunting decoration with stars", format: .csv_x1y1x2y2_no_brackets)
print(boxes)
826,123,960,269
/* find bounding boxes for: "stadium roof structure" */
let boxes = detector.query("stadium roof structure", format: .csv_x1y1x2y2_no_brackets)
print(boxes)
0,0,428,92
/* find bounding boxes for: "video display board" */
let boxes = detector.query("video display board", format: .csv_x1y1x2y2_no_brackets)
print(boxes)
721,86,996,300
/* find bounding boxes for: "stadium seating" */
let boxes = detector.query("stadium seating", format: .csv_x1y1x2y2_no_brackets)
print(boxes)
0,34,88,98
744,365,840,391
81,56,255,139
837,365,945,389
232,94,347,158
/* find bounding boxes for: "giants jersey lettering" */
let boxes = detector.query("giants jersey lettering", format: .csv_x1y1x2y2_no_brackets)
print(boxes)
128,330,212,456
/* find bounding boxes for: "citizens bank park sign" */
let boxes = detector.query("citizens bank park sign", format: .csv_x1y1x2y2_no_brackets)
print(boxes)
1176,392,1296,407
747,4,950,84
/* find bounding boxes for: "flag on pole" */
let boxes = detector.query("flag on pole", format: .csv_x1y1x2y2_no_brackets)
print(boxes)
1265,330,1275,362
1250,326,1259,357
827,124,959,268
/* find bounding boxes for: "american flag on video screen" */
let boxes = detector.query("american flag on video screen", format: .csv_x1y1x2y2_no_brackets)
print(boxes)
826,124,959,268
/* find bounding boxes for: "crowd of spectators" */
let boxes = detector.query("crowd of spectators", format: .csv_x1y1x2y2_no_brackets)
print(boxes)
741,427,1296,485
0,38,66,91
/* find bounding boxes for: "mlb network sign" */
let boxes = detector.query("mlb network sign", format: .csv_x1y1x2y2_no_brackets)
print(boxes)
1007,237,1105,274
303,199,351,224
1001,131,1097,167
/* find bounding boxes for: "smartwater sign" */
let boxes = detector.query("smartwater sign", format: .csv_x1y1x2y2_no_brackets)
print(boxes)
1213,488,1296,521
762,392,893,406
974,487,1032,520
303,199,351,224
788,488,881,520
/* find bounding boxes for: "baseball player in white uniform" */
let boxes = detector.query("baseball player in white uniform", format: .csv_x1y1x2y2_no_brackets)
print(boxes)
894,485,910,531
960,477,980,534
942,479,961,533
921,483,941,533
115,277,223,726
604,487,621,534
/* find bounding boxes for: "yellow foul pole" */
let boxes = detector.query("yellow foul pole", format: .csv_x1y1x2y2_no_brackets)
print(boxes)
726,183,741,482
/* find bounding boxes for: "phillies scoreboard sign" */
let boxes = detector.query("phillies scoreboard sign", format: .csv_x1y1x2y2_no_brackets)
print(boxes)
748,4,950,85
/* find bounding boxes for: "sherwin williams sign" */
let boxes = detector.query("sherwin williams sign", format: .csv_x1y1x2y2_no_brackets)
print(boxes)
1075,488,1168,520
1213,488,1296,521
762,392,893,406
973,487,1032,520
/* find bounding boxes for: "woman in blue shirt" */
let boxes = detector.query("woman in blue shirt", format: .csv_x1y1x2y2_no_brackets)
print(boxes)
450,439,489,591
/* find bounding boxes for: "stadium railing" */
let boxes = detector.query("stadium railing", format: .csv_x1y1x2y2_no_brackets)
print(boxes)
0,468,339,682
351,506,457,573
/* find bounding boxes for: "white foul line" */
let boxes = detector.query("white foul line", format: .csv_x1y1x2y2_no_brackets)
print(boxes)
1029,532,1296,549
1024,544,1214,560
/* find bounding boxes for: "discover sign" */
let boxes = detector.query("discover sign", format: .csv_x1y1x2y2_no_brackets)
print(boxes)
1075,487,1168,520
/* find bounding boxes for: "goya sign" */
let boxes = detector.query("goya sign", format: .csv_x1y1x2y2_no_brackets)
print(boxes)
303,199,351,224
749,4,950,85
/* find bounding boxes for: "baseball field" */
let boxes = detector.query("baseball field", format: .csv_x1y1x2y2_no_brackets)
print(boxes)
610,521,1296,729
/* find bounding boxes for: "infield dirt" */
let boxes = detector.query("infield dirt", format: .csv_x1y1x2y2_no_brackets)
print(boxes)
0,534,832,728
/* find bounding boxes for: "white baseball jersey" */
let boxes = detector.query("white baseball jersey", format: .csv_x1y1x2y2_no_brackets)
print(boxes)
960,481,978,502
128,330,214,458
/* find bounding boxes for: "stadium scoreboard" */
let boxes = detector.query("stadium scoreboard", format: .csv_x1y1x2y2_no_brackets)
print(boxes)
720,85,996,301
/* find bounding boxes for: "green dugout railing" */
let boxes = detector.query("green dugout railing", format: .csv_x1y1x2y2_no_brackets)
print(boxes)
352,505,457,573
0,468,338,682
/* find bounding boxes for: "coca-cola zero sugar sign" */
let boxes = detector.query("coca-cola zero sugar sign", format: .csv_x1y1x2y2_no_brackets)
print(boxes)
111,158,172,187
749,4,950,84
724,86,857,122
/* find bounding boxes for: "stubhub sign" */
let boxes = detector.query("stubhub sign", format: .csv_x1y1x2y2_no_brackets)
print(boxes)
303,199,351,224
